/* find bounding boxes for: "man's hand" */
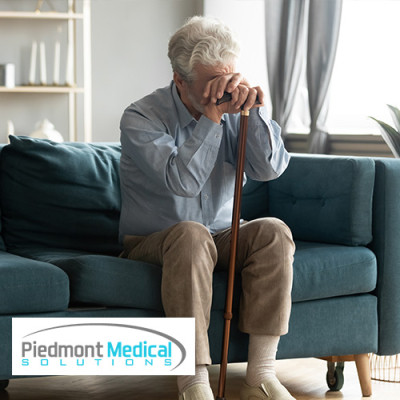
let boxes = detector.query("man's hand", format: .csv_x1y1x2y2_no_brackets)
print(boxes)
201,73,264,123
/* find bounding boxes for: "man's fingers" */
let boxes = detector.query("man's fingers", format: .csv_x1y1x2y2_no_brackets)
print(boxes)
242,87,258,112
230,88,239,106
226,73,243,93
234,85,249,109
207,73,245,103
253,86,264,106
215,86,264,109
206,73,265,114
242,86,265,111
214,76,230,102
203,81,211,100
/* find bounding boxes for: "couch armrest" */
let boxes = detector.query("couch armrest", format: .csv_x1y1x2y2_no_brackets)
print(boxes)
267,154,375,246
369,158,400,355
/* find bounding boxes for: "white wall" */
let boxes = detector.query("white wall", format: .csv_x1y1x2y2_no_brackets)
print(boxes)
91,0,202,142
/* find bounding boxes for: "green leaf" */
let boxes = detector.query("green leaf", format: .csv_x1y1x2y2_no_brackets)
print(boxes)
387,104,400,132
370,116,400,158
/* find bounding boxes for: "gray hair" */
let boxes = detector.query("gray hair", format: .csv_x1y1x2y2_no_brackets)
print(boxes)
168,16,240,82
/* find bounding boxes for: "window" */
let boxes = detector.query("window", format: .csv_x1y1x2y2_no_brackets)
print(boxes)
288,0,400,135
328,0,400,134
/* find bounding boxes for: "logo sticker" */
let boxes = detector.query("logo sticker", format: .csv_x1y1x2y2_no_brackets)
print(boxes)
12,318,195,375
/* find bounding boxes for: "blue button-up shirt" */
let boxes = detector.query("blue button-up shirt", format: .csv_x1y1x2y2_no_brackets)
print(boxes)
119,81,289,239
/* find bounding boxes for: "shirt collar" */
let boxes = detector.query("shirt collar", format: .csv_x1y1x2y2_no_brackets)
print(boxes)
171,81,226,128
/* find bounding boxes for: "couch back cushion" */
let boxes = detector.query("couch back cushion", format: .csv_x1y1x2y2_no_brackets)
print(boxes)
0,145,6,251
241,178,269,221
0,136,122,254
0,209,5,251
268,155,375,246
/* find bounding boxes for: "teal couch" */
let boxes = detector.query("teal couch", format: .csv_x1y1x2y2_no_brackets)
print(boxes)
0,136,399,395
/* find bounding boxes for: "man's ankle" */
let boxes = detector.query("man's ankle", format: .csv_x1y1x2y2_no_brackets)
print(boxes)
177,364,210,393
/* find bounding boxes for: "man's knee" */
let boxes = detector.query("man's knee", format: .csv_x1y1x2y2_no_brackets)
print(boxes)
173,220,208,234
246,217,293,243
171,221,212,243
166,221,218,265
241,218,294,293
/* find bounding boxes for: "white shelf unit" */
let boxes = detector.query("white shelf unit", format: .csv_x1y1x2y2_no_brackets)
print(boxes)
0,11,83,19
0,86,84,93
0,0,92,142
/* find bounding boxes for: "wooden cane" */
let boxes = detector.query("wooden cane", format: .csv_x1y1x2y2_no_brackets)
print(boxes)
216,108,250,400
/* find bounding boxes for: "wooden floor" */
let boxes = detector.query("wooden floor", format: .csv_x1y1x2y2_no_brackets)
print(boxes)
1,358,399,400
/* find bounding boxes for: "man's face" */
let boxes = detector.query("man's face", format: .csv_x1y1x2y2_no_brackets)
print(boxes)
175,63,235,119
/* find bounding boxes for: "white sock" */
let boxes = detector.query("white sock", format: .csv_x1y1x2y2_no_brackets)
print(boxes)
177,364,210,393
246,334,280,387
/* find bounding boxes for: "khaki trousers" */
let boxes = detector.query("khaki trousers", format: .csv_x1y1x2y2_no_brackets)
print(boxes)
120,217,295,365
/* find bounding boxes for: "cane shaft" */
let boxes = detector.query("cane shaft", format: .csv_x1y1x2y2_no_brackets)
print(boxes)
216,110,249,399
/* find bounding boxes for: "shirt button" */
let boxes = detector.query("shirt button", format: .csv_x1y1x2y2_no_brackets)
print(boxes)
204,194,209,200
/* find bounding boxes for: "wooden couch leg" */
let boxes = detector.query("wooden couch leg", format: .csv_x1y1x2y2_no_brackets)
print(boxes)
354,354,372,397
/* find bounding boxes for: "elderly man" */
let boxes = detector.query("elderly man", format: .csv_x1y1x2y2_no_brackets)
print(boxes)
119,16,296,400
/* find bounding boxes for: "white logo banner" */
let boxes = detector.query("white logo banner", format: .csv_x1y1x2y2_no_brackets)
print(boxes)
12,318,195,376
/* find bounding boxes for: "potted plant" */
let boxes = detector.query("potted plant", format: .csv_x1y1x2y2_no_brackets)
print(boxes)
370,105,400,158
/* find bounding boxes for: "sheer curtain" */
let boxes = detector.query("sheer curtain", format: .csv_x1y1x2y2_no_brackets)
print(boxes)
265,0,308,139
307,0,343,153
265,0,342,153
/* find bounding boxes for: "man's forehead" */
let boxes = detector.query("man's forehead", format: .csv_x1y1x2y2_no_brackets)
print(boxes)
194,63,235,79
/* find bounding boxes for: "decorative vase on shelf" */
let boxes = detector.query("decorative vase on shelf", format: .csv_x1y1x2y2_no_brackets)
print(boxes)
30,119,64,142
6,120,15,144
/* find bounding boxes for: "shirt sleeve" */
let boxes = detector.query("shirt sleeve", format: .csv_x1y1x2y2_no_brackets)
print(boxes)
242,106,290,181
120,107,224,198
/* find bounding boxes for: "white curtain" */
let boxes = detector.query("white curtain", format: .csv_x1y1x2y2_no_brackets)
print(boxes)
265,0,308,138
307,0,343,153
265,0,343,153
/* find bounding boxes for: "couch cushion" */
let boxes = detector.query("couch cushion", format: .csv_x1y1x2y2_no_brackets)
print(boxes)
55,255,164,311
11,247,93,262
13,240,377,313
0,210,5,251
0,251,69,314
0,136,122,254
241,178,269,221
0,145,6,251
268,155,375,246
11,249,164,312
292,241,377,302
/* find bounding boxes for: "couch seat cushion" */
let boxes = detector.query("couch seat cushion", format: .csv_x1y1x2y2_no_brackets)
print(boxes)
55,255,163,311
292,241,377,302
0,251,69,314
12,240,377,313
11,249,163,312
